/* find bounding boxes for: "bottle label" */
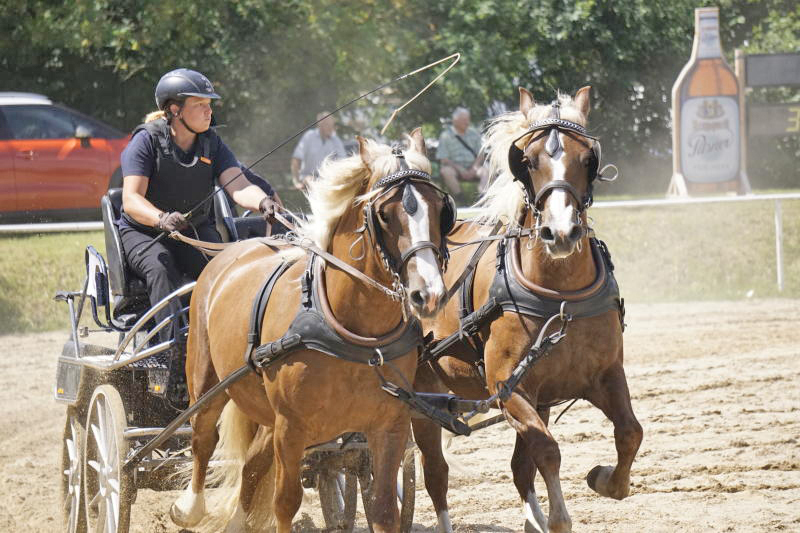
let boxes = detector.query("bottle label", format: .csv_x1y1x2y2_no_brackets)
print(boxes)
680,96,739,183
697,13,722,59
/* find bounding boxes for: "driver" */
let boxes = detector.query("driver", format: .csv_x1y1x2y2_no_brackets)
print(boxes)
119,68,279,341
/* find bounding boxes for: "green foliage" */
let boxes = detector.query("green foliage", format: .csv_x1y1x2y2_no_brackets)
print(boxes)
0,232,104,334
0,0,797,194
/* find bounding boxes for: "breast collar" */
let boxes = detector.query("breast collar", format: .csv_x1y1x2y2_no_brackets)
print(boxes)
248,253,422,371
459,236,623,323
489,237,621,319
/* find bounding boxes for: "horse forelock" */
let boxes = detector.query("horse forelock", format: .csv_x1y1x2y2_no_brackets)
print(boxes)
298,136,430,249
476,92,587,226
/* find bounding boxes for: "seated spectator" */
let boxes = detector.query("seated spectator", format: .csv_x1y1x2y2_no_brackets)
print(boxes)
437,107,488,202
290,112,346,191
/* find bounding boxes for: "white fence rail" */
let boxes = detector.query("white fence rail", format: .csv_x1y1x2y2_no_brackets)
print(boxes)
3,193,798,290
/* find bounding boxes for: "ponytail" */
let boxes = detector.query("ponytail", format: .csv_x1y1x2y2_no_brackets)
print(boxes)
145,110,166,123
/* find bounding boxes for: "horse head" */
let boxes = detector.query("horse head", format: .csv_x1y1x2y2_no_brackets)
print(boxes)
356,129,453,318
508,86,601,259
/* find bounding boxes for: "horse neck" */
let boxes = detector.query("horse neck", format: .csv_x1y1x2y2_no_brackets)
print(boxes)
324,204,405,336
517,208,596,291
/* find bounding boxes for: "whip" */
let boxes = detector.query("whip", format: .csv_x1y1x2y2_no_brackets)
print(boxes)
136,53,461,256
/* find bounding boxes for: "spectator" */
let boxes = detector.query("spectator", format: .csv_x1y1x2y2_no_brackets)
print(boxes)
437,107,488,201
290,112,346,190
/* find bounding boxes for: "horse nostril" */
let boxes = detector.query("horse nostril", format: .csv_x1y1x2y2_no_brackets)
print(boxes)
409,290,426,308
568,225,583,241
540,226,555,243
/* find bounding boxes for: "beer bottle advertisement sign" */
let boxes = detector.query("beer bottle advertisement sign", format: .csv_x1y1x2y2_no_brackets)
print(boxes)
670,7,746,194
680,96,739,182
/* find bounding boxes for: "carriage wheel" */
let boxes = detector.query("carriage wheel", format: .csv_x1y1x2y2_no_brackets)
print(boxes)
83,385,134,533
318,469,358,531
359,444,416,533
61,407,87,533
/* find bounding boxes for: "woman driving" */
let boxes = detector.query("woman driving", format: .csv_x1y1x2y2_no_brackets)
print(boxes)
119,68,277,340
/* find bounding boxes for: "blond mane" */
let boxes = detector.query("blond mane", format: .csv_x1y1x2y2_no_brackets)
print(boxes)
476,92,587,225
296,136,431,250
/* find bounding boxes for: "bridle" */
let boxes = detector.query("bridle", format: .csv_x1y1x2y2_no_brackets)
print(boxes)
507,101,618,230
354,148,456,292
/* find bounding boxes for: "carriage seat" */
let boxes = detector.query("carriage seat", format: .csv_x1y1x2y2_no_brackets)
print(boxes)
101,189,149,319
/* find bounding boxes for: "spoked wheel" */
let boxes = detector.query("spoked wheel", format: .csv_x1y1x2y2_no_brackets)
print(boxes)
61,407,87,533
318,469,358,531
359,444,416,533
83,385,134,533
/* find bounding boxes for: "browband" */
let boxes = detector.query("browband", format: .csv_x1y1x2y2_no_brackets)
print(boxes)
516,118,597,142
372,169,434,190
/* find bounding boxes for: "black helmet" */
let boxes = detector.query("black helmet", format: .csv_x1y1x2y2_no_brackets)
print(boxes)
154,68,221,111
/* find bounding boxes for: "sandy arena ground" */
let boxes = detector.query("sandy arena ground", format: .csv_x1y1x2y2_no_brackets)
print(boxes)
0,299,798,532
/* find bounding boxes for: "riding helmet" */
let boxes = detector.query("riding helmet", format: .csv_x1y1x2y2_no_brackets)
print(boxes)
154,68,221,110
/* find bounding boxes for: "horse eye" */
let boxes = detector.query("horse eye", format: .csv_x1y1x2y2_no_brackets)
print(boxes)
524,155,538,170
377,206,389,223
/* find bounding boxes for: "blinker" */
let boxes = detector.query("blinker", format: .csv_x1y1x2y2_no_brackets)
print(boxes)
402,183,418,215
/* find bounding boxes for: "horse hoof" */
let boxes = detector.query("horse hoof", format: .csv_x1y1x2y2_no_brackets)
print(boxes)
169,491,206,528
586,465,628,500
525,518,547,533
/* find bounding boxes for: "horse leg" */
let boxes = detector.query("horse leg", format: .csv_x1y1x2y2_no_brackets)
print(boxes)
412,417,452,533
225,424,275,532
365,421,411,533
170,392,228,527
584,363,643,500
504,392,571,533
272,417,305,533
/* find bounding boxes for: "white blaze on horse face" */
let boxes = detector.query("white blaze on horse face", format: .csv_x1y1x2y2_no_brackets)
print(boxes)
408,184,445,296
544,136,576,239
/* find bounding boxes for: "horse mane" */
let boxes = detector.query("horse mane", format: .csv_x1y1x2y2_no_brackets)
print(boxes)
476,92,588,225
296,136,431,250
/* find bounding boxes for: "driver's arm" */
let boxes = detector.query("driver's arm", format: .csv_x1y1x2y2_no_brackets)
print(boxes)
220,166,273,212
122,175,163,227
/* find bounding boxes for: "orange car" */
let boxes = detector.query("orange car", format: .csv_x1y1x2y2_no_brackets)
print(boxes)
0,92,129,222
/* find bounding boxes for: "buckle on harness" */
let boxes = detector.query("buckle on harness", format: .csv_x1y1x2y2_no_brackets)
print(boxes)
251,334,303,369
369,348,385,367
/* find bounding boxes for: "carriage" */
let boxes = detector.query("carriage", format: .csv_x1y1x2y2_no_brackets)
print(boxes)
53,187,418,533
54,93,642,533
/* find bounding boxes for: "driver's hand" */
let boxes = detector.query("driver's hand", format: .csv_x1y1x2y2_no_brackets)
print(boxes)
259,195,278,219
157,211,188,232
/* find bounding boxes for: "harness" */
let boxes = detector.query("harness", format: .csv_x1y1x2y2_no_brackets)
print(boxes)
422,229,624,366
421,103,624,393
228,150,479,435
247,253,423,371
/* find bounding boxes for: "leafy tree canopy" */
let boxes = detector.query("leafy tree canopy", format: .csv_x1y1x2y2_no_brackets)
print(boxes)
1,0,796,194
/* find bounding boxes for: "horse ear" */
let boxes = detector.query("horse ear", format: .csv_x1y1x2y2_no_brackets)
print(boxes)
519,87,535,116
357,135,371,166
409,127,426,157
574,86,591,118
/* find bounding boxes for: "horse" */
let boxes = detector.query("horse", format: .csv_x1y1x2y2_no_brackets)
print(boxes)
169,129,454,533
413,87,643,533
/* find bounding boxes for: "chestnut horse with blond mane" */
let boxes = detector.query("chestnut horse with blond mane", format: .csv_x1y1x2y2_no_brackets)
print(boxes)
413,87,642,533
169,129,452,533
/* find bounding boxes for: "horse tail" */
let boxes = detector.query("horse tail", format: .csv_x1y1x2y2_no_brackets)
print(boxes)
188,401,276,532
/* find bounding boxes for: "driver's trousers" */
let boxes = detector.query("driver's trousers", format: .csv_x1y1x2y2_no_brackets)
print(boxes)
120,223,221,343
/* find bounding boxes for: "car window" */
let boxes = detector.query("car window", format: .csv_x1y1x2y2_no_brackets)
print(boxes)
59,106,125,139
2,105,77,140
